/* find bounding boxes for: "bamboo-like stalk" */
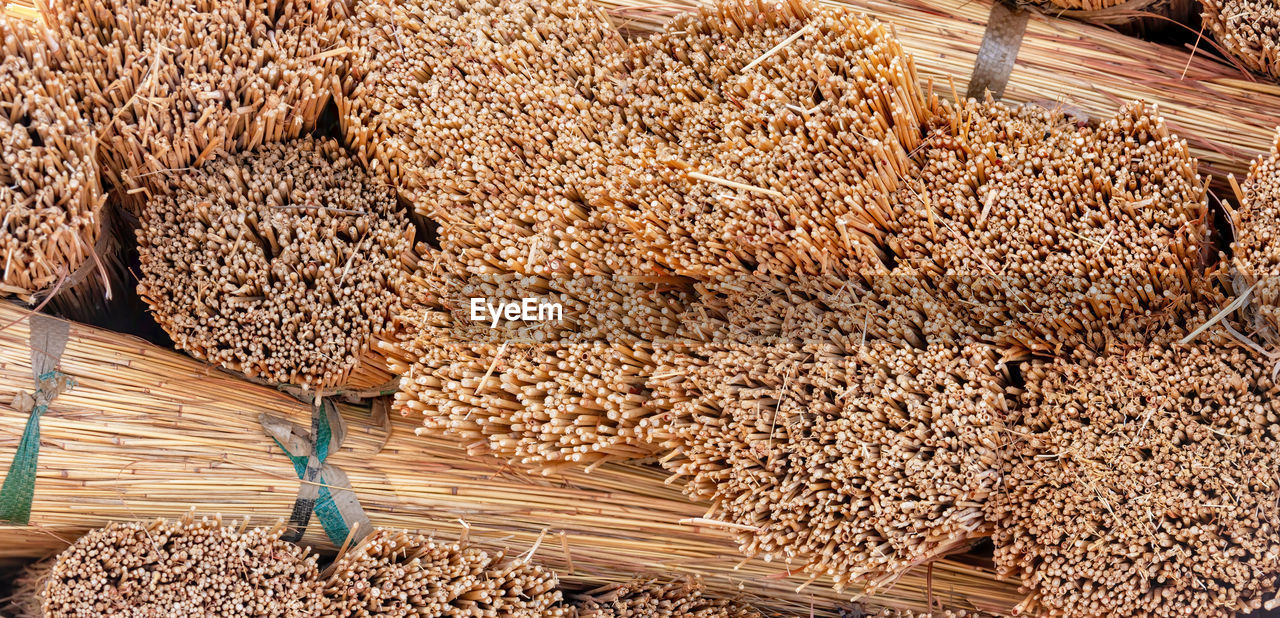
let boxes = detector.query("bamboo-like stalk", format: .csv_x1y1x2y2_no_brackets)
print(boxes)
994,330,1280,617
135,137,414,392
0,13,113,323
572,578,763,617
1202,0,1280,80
595,0,1280,181
0,302,1022,616
40,0,344,213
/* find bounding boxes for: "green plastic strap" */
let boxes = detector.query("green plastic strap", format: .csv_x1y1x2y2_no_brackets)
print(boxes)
0,313,72,524
262,398,370,546
0,404,48,524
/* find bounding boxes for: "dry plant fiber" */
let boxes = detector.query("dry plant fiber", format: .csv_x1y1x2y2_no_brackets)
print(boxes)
572,578,762,617
0,302,1021,617
0,12,111,322
994,335,1280,616
594,0,1280,181
136,137,413,392
322,528,566,617
42,0,344,211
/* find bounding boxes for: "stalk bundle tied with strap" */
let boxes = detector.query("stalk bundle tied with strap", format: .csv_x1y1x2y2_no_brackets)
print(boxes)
261,398,372,545
0,312,73,524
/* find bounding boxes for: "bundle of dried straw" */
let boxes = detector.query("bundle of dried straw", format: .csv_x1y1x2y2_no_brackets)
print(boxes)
322,528,566,617
345,0,702,473
597,0,928,282
649,333,1009,595
41,516,322,617
886,98,1207,356
596,0,1280,181
572,578,762,617
40,0,344,210
994,333,1280,617
0,13,110,321
136,137,413,392
0,302,1021,616
1202,0,1280,80
1231,129,1280,341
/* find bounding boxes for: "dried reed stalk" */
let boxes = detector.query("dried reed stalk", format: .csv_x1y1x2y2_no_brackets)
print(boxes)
0,13,112,322
1202,0,1280,79
0,302,1022,616
596,0,929,282
322,528,566,616
41,0,344,212
994,333,1280,616
572,578,762,617
642,272,1007,597
1230,128,1280,342
595,0,1280,181
886,98,1207,356
42,515,322,617
136,137,413,391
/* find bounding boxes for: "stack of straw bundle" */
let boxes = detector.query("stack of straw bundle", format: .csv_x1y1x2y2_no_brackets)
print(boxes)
572,578,762,617
0,302,1023,616
345,0,701,472
993,334,1280,617
1231,130,1280,340
41,0,344,210
136,137,413,392
886,99,1207,356
15,520,566,617
599,0,929,282
321,528,566,616
642,272,1007,596
0,14,110,322
41,516,322,617
594,0,1280,182
648,336,1010,594
1202,0,1280,80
